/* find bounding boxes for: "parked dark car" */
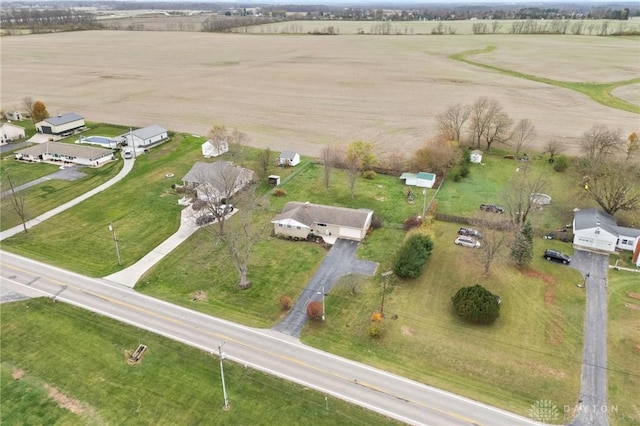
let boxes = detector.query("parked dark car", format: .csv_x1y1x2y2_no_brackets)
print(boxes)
480,204,505,214
543,249,571,264
458,227,482,239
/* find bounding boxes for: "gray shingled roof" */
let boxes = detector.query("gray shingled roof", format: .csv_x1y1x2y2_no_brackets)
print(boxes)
273,202,372,229
573,208,617,233
16,142,112,160
279,151,298,159
42,113,84,126
182,161,254,188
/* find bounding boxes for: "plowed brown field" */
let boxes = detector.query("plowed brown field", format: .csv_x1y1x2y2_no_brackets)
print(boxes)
2,31,638,157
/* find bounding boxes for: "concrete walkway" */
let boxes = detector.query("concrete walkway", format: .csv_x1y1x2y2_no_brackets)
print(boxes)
0,158,134,241
103,206,208,288
274,238,378,337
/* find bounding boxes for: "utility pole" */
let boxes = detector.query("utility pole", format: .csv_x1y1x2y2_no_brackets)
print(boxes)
422,188,427,218
380,271,393,317
317,286,326,321
108,223,121,265
218,341,230,410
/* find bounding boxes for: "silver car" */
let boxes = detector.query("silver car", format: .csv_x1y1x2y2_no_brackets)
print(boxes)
455,236,481,248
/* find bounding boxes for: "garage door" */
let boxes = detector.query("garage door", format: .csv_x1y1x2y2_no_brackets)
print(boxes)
340,227,362,241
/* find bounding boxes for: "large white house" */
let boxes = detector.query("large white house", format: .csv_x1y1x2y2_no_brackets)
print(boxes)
573,208,640,253
1,122,26,143
121,125,168,148
15,142,114,166
36,113,85,136
271,202,373,243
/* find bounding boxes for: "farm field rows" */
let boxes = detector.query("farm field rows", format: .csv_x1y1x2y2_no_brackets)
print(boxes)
2,31,638,159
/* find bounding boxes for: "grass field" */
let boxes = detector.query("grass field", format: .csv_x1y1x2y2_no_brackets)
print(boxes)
2,31,637,159
300,219,586,418
0,298,400,425
607,271,640,426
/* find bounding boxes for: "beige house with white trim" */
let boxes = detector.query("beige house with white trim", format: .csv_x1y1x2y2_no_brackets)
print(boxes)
15,142,114,166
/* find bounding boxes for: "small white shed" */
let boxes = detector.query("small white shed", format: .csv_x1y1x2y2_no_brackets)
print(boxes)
202,140,228,158
399,172,436,189
278,151,300,167
470,150,483,164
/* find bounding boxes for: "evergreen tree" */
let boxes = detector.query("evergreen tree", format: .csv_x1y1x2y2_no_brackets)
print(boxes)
511,220,533,267
393,234,434,278
452,284,500,324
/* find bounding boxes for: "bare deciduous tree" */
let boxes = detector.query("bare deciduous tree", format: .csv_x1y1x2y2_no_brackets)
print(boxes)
22,96,34,122
502,168,546,226
469,97,511,150
258,147,272,177
436,103,470,142
472,216,512,277
583,161,640,216
544,139,563,162
510,119,536,159
2,168,28,233
384,151,406,174
344,146,361,199
205,187,269,289
580,125,625,164
320,145,342,189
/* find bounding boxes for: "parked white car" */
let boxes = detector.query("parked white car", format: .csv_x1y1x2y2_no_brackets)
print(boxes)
454,236,480,248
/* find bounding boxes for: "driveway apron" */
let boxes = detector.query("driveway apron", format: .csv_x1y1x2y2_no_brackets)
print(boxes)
274,238,378,337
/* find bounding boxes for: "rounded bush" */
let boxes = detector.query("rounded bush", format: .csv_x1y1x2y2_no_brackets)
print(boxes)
362,170,377,180
553,155,569,172
452,284,500,324
272,188,287,197
306,301,323,321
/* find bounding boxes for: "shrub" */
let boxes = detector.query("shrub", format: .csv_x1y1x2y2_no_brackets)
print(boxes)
452,285,500,324
306,301,323,321
449,166,462,182
370,312,383,322
272,188,287,197
553,155,569,172
368,323,382,338
370,215,383,229
459,162,470,178
403,215,422,231
279,295,292,311
393,234,434,278
362,170,377,180
191,199,206,211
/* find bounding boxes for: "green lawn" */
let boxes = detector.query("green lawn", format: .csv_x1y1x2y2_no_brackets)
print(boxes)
607,271,640,426
301,221,586,417
1,160,122,231
0,298,399,425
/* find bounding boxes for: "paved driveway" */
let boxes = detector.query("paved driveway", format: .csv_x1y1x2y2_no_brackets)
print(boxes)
568,249,610,426
274,238,378,337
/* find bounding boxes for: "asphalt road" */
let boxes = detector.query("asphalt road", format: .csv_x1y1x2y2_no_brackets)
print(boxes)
274,238,378,336
568,249,610,426
0,250,541,426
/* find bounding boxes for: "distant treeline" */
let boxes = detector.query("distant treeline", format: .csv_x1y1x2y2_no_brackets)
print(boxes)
0,8,102,32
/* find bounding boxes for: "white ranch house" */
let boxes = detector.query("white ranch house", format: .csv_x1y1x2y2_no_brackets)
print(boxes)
573,208,640,253
1,123,26,143
121,125,168,149
15,142,114,166
202,139,228,158
399,172,436,188
278,151,300,167
272,202,373,243
36,113,85,136
181,161,254,203
5,111,23,121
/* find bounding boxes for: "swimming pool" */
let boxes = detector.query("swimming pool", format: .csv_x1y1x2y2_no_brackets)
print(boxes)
77,136,120,148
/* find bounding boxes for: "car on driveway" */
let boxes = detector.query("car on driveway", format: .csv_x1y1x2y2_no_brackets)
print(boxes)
543,249,571,264
458,227,482,239
480,204,505,214
455,236,481,248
